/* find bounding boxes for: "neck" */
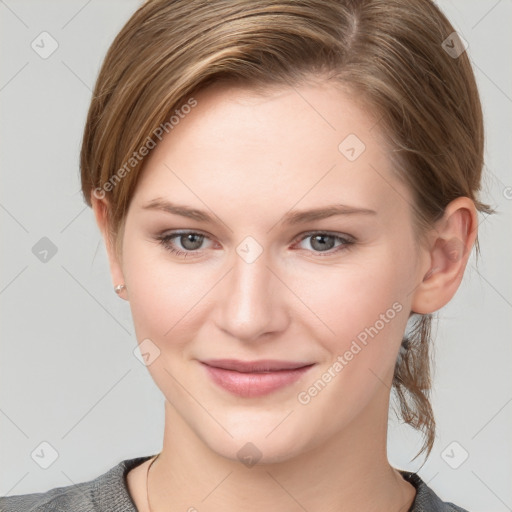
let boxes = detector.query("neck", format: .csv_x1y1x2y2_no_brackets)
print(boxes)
147,393,416,512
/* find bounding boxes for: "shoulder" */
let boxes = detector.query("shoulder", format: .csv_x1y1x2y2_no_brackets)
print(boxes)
0,482,94,512
399,470,470,512
0,455,154,512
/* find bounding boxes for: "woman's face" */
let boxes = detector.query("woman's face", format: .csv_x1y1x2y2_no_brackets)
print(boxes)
115,81,429,463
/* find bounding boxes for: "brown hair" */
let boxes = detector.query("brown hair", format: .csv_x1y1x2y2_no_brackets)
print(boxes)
80,0,491,461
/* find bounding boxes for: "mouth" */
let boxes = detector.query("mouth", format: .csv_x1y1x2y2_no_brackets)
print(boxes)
200,359,316,397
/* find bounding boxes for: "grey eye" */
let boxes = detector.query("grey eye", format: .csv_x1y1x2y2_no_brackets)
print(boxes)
308,234,337,252
178,233,205,250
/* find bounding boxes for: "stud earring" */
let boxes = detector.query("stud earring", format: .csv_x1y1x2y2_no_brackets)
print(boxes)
114,284,126,294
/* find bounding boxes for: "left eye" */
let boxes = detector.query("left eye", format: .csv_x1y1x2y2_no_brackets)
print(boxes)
294,232,354,254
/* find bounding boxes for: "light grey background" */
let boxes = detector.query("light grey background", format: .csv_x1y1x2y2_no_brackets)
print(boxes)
1,1,510,510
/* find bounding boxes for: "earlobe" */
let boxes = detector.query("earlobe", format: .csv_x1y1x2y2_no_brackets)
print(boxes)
411,197,478,315
91,193,128,300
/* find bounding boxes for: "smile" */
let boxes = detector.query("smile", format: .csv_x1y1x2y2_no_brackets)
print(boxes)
200,359,316,397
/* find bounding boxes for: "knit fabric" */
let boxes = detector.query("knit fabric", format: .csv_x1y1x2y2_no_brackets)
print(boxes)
0,455,469,511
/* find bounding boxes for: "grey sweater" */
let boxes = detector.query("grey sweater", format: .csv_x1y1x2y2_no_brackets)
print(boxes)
0,455,469,511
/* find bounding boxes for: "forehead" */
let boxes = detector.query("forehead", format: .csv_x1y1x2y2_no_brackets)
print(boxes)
131,81,412,223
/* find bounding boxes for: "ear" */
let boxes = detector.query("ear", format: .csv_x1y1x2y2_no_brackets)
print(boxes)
411,197,478,314
91,192,128,301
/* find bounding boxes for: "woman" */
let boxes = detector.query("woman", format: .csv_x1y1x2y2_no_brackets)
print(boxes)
1,0,492,510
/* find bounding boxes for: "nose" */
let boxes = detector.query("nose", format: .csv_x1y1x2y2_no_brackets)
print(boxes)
215,244,289,343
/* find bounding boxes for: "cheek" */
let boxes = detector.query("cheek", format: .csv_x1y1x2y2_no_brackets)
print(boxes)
311,259,406,322
122,242,213,343
291,248,413,366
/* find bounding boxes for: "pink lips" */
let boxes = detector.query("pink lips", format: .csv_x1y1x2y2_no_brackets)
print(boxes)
200,359,315,397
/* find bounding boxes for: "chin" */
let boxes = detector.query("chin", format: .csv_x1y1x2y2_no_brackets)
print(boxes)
194,414,316,467
213,436,306,467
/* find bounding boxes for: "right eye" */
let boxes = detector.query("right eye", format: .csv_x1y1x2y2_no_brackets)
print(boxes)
155,231,213,258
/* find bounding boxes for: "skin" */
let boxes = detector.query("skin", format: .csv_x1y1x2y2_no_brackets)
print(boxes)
92,80,477,512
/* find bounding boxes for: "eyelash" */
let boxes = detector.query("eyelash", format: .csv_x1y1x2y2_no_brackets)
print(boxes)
154,230,355,259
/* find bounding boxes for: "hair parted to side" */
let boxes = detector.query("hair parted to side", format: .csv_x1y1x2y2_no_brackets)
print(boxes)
80,0,491,462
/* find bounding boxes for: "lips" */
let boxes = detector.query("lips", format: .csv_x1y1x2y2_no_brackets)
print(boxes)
201,359,313,372
200,359,315,397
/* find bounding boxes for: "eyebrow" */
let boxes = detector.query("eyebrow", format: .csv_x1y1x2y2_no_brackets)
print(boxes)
141,198,377,225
